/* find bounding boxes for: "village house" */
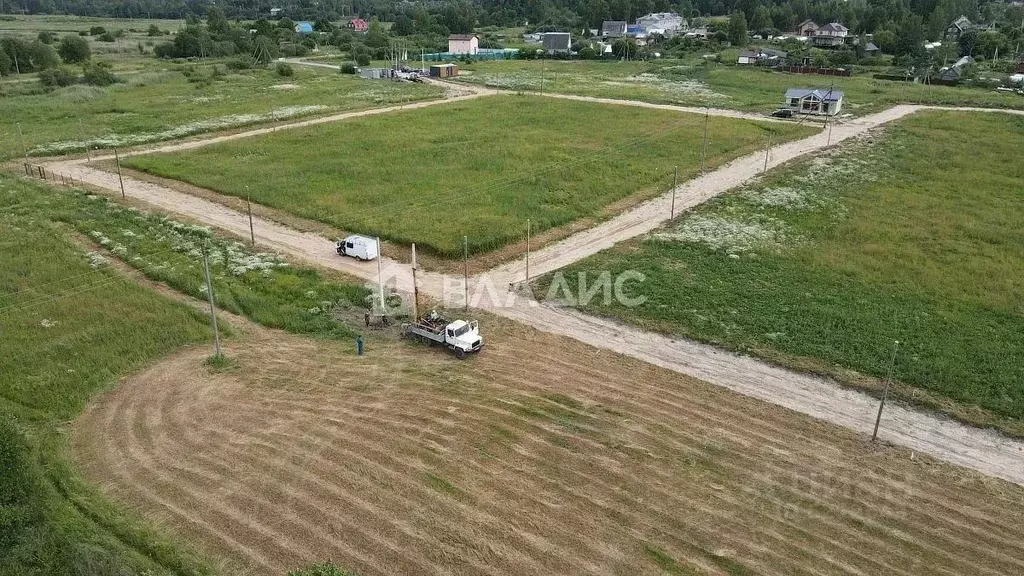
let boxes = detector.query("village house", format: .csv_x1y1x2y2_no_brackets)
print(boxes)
783,88,845,116
811,23,849,47
945,16,973,40
939,55,975,82
542,32,571,54
737,49,787,65
601,20,627,38
448,34,479,55
796,19,819,37
346,19,368,32
636,12,686,35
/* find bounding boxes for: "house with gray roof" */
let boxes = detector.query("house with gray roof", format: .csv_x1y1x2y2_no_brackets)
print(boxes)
783,88,845,116
945,16,974,39
601,20,627,38
812,22,849,47
542,32,571,54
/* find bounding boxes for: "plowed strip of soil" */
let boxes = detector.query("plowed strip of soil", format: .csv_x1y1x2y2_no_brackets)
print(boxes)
73,320,1024,575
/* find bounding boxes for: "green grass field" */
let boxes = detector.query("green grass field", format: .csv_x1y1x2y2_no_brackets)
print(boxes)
0,172,372,574
124,95,817,257
0,59,441,160
536,110,1024,432
0,14,183,34
457,60,1024,116
0,177,214,574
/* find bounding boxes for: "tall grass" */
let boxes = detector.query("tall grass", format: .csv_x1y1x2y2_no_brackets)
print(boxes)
0,61,441,160
539,111,1024,428
458,60,1024,115
125,95,816,257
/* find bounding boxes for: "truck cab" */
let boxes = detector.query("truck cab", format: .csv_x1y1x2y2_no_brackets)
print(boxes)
444,320,482,357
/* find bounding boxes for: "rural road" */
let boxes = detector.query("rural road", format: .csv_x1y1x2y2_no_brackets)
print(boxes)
40,95,1024,486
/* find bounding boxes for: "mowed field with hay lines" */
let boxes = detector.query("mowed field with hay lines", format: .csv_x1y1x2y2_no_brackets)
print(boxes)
74,321,1024,576
123,95,817,257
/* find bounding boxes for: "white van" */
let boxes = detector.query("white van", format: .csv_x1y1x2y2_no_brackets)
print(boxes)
335,235,379,261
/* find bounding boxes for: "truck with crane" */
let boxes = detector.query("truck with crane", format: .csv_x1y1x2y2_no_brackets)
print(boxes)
402,311,483,359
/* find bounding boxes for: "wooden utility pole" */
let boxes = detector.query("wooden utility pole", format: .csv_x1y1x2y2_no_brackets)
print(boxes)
201,242,222,358
246,190,255,246
463,235,469,311
763,131,772,173
17,122,27,164
525,218,531,283
376,237,385,311
700,104,710,173
871,340,901,442
80,119,90,161
114,147,126,199
670,165,678,218
411,243,420,321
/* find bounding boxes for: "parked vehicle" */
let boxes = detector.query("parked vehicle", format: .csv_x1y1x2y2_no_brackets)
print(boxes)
335,235,379,261
772,108,795,118
402,311,483,359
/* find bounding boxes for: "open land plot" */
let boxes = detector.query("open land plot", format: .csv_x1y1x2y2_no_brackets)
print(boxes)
0,60,441,160
0,14,183,34
0,171,375,574
123,95,817,257
73,317,1024,575
537,110,1024,434
0,176,214,574
457,59,1024,115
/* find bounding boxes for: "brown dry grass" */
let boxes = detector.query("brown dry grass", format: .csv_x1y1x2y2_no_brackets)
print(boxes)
73,317,1024,575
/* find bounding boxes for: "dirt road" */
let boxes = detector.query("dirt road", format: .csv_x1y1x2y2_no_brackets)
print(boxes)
43,101,1024,487
74,328,1024,575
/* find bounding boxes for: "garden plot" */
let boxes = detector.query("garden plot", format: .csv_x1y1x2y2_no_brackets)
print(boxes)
123,95,816,257
538,110,1024,434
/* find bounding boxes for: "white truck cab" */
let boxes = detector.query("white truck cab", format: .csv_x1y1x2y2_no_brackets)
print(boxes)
336,235,379,261
444,320,482,354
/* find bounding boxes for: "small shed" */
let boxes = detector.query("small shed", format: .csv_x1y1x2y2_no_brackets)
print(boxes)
429,64,459,78
347,19,368,32
294,21,314,35
783,88,845,116
863,42,880,56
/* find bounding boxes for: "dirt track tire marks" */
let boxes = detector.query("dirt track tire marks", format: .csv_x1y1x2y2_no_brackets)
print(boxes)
74,326,1024,575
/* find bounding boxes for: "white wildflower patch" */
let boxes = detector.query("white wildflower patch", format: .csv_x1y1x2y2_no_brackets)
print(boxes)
86,252,108,268
31,105,329,155
744,186,812,210
308,306,321,315
40,319,58,328
655,214,786,253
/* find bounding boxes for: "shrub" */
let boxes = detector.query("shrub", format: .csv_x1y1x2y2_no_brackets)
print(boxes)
38,67,77,89
226,57,254,70
89,26,106,36
578,46,597,60
82,61,116,86
0,47,9,76
210,65,226,80
147,24,161,36
340,62,356,74
97,31,116,43
58,34,91,63
275,61,294,76
37,31,54,44
153,42,175,58
355,52,370,66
